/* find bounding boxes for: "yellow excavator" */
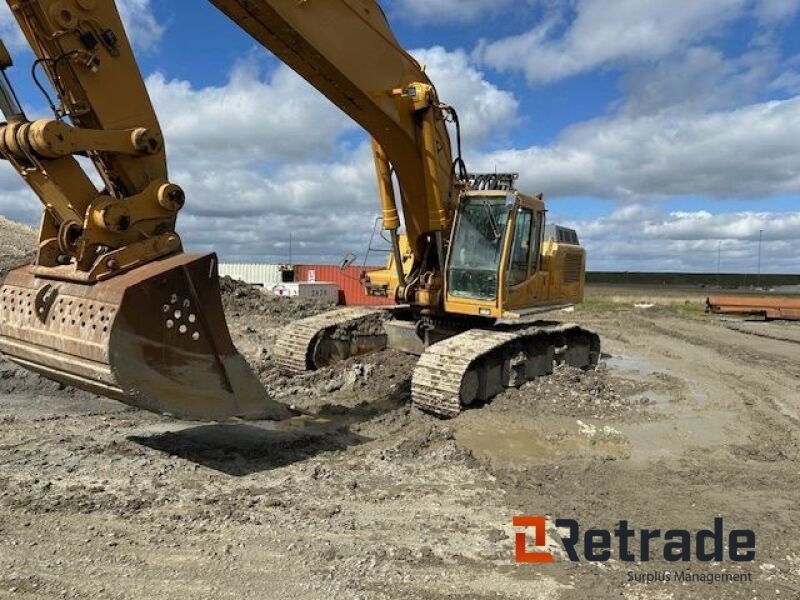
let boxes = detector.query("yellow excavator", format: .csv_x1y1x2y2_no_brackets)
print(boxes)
0,0,599,421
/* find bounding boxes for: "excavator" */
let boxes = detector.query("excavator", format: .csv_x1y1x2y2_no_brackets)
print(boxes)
0,0,600,421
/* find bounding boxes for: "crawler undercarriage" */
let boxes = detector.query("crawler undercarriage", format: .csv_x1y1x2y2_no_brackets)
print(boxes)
273,308,601,418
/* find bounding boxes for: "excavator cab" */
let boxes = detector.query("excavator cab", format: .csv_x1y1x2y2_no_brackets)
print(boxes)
445,189,550,319
446,192,516,303
445,185,585,320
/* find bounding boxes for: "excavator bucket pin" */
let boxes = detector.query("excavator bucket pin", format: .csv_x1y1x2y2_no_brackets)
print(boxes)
0,253,287,422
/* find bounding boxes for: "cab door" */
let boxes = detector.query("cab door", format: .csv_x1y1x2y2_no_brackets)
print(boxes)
502,206,547,311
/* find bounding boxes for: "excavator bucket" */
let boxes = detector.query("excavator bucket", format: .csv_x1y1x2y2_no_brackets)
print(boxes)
0,253,287,422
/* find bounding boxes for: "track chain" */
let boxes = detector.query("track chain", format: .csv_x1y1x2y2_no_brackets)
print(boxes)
412,323,596,418
273,307,385,373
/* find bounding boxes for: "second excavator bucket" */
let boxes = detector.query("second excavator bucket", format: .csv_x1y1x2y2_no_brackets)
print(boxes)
0,253,287,422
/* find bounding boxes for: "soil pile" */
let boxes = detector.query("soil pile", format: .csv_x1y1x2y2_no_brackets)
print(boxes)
0,216,35,276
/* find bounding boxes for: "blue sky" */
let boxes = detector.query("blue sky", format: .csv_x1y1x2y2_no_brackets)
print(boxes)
1,0,799,273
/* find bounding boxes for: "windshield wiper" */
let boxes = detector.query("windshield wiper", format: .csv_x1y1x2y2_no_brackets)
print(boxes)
482,201,502,240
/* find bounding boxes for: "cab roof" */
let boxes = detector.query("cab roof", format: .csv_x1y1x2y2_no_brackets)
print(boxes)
462,189,545,212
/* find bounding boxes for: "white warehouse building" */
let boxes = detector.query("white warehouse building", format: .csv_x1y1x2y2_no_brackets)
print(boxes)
218,263,291,288
218,263,340,303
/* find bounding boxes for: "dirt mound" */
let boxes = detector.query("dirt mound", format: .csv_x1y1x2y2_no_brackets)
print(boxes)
491,363,650,420
0,215,36,276
220,276,334,323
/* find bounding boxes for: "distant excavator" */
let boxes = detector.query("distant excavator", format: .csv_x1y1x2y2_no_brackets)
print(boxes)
0,0,599,421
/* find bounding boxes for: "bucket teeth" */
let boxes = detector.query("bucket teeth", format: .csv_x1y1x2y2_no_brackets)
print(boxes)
0,253,288,422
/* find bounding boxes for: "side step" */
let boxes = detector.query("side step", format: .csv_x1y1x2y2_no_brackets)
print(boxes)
412,323,601,418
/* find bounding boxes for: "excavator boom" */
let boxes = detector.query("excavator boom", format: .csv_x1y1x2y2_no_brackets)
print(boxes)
209,0,457,259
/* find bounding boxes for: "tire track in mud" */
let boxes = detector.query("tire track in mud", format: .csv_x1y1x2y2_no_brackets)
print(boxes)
480,309,800,599
647,317,800,378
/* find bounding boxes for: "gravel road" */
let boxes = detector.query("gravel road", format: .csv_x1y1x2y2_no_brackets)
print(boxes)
0,221,798,599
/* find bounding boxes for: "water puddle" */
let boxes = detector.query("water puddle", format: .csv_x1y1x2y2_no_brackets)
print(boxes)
457,425,558,465
621,408,735,463
628,390,672,406
456,415,629,467
604,355,661,379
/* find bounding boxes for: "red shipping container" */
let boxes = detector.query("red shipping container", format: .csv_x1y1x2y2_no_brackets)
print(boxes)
294,265,394,307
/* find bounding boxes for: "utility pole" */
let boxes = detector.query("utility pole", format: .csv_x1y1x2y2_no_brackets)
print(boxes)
289,232,293,265
757,229,763,289
717,241,722,289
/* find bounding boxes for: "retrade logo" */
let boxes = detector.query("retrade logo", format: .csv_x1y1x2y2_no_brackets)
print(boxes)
513,516,554,563
513,517,756,563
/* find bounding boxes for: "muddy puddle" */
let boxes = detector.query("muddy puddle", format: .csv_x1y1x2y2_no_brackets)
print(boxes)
620,408,736,462
457,352,739,468
456,414,629,467
603,354,662,379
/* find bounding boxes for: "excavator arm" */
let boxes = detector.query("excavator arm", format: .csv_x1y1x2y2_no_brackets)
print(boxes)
208,0,457,264
0,0,183,280
0,0,292,421
0,0,463,421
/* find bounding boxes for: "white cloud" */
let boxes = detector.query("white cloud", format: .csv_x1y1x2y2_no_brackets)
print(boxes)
116,0,165,51
619,46,782,115
768,63,800,95
173,143,376,219
143,45,521,262
142,55,381,261
0,4,27,51
176,144,382,263
473,96,800,201
474,0,795,84
560,205,800,272
388,0,514,23
146,60,354,167
410,47,519,146
754,0,800,23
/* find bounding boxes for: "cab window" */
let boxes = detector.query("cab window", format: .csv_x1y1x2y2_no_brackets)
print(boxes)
448,197,510,300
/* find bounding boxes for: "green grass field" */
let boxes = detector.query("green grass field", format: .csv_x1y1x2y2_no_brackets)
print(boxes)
587,271,800,288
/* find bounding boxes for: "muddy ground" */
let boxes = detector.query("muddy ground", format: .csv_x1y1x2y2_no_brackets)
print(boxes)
0,227,799,599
